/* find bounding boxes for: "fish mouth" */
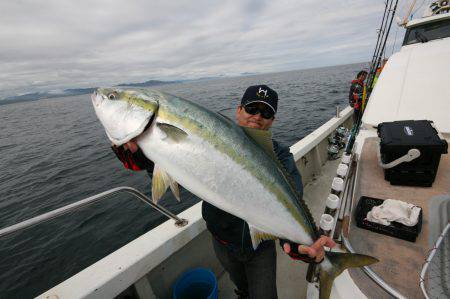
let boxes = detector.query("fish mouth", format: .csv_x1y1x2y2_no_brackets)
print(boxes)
91,90,104,107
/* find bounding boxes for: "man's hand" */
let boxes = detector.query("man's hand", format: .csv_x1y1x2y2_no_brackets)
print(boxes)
111,140,154,171
123,141,139,153
282,236,336,263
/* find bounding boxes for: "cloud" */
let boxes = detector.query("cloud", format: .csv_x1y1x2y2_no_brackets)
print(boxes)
0,0,401,99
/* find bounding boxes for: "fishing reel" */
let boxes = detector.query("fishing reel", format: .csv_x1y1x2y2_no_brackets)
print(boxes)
327,144,340,160
328,126,349,149
327,126,349,160
336,126,348,138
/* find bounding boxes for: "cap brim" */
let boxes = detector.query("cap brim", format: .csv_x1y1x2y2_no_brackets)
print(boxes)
243,101,276,114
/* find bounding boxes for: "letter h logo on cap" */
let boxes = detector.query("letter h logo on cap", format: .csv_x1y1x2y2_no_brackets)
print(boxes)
257,87,268,99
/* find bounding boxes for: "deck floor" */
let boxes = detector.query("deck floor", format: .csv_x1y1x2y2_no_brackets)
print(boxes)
348,138,450,299
350,138,450,298
217,158,342,298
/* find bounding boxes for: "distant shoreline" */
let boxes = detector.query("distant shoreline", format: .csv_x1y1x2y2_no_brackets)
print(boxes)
0,61,368,105
0,81,176,105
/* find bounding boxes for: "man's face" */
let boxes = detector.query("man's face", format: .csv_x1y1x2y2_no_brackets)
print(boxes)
235,102,275,130
360,73,367,81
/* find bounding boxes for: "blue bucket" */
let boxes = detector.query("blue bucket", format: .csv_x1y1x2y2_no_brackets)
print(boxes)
172,268,218,299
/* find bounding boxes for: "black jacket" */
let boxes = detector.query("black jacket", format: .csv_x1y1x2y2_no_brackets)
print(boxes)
202,140,303,252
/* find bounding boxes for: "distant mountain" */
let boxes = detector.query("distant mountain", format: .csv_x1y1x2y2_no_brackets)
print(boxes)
0,79,179,105
0,88,98,105
3,92,49,102
64,87,97,95
180,76,224,83
240,72,258,76
117,79,179,87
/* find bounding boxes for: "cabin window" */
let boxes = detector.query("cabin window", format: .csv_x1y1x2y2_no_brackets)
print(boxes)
403,18,450,45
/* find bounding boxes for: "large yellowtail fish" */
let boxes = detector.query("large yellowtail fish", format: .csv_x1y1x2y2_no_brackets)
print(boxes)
92,88,377,299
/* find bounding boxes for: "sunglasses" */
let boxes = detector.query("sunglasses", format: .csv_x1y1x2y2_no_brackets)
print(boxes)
243,105,274,119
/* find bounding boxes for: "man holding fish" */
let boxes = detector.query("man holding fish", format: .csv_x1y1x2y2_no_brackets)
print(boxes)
110,85,336,298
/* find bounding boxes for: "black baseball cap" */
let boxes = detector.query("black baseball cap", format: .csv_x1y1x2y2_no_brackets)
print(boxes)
241,85,278,114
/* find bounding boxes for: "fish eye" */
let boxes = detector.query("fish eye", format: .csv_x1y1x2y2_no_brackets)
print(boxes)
108,93,116,100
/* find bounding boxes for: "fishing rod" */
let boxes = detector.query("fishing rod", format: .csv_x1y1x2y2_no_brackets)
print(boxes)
371,0,399,88
345,0,399,154
368,1,390,74
367,0,399,90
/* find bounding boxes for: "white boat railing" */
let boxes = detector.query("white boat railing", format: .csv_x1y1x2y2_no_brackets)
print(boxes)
0,186,188,239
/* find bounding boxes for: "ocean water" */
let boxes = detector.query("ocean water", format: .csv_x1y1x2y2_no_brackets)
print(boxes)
0,62,364,297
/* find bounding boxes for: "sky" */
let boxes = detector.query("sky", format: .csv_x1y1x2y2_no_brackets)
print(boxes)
0,0,413,99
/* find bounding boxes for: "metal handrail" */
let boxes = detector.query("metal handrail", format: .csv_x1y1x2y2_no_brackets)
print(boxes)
338,155,405,298
0,186,188,239
420,223,450,299
341,234,406,299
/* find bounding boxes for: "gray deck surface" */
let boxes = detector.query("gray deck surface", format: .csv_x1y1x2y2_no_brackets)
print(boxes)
217,158,342,298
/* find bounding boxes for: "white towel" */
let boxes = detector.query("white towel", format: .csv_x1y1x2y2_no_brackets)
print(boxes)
366,199,421,227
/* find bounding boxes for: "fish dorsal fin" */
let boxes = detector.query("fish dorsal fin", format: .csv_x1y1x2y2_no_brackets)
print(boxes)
248,224,278,250
157,123,188,142
217,111,233,123
241,127,277,161
275,159,319,238
243,126,319,237
151,164,181,203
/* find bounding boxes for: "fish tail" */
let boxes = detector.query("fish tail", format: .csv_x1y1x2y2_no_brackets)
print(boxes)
318,252,378,299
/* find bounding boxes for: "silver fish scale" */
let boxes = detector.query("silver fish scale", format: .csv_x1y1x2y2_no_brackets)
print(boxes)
155,92,318,240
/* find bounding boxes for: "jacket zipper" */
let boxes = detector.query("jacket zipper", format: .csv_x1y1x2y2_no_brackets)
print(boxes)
241,220,246,252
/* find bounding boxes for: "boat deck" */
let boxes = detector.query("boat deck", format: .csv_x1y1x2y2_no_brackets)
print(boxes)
348,137,450,299
217,157,343,298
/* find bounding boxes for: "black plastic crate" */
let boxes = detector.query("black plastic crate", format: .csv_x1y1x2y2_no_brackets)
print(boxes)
378,120,448,187
354,196,422,242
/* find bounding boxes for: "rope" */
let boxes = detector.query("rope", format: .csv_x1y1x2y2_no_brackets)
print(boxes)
390,25,399,56
412,0,427,16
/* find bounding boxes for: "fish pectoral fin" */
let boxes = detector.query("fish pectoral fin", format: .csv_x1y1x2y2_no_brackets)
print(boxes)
248,225,278,250
170,180,181,202
151,164,181,203
157,123,188,142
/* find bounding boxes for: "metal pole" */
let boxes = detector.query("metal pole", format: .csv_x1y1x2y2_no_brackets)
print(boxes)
0,186,188,239
399,0,417,26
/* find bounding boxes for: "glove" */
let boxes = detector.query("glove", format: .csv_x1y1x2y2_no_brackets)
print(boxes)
352,94,361,109
279,239,316,263
111,145,154,171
